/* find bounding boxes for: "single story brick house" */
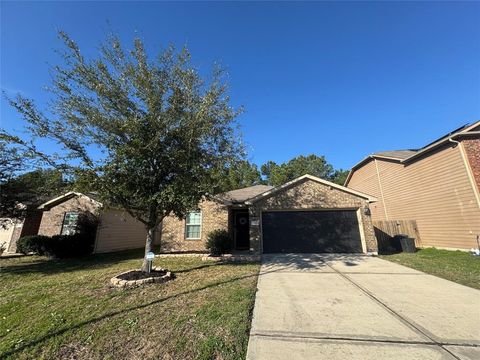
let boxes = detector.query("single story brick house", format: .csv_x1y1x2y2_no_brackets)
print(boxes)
2,192,103,254
161,174,378,254
4,174,378,255
345,121,480,250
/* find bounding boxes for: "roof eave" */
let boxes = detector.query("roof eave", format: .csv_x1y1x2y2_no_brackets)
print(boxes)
344,156,374,186
37,191,103,210
346,120,480,184
401,129,480,164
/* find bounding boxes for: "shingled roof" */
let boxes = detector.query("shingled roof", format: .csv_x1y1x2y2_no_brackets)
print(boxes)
215,184,273,203
371,150,418,160
345,120,480,186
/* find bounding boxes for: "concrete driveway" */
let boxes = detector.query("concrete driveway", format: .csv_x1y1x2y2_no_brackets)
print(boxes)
247,254,480,360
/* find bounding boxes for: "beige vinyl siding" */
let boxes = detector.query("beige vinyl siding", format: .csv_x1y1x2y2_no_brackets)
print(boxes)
94,209,160,253
0,219,15,253
377,145,479,249
347,159,387,220
349,144,480,249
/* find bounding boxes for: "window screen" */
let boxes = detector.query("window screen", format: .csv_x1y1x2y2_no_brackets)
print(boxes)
185,211,202,239
61,212,79,235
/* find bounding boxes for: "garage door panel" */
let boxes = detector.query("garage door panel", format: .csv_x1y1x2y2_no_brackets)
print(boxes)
262,210,362,253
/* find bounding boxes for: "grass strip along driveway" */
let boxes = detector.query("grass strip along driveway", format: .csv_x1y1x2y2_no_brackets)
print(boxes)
0,250,260,360
380,248,480,290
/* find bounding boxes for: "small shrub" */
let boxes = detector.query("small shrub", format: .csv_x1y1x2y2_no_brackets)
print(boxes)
16,235,52,255
76,212,99,238
206,229,231,256
16,212,98,258
48,233,95,258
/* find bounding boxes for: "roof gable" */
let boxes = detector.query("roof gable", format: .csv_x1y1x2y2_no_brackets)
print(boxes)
245,174,377,204
38,192,102,210
345,120,480,185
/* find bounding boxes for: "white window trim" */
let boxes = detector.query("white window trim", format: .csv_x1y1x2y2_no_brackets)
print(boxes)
185,211,202,240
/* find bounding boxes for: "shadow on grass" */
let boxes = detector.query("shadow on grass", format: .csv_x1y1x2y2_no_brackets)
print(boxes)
0,249,145,275
174,262,222,274
3,253,378,357
174,261,259,274
1,269,259,358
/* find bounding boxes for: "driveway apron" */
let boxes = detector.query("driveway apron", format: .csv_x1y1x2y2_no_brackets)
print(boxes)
246,254,480,360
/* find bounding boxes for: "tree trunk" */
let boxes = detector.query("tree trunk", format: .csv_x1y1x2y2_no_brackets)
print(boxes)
141,226,156,272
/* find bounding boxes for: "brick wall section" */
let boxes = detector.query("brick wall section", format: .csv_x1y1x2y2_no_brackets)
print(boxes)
7,212,43,252
160,200,229,252
37,196,101,236
249,179,378,253
462,138,480,191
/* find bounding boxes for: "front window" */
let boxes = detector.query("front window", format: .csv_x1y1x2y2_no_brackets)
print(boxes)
185,211,202,239
61,212,79,235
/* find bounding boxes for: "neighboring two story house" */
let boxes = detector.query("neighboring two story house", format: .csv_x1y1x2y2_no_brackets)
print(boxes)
345,121,480,250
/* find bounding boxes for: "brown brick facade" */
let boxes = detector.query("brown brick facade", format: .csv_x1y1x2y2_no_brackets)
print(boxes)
160,179,378,254
38,196,101,236
160,200,229,252
7,212,43,253
249,179,377,253
462,138,480,191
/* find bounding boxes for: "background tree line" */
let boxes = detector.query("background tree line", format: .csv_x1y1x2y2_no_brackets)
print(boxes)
1,153,349,216
1,150,348,230
215,154,349,192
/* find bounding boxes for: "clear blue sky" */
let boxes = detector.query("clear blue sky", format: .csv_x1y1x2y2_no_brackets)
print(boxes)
1,1,479,170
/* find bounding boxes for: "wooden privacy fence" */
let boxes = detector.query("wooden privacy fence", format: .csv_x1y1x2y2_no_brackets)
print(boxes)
372,220,422,248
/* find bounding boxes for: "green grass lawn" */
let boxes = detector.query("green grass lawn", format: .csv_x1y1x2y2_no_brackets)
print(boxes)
0,251,260,360
380,248,480,289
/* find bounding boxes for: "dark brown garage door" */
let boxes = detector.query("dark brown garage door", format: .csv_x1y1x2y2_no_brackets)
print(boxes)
262,210,363,253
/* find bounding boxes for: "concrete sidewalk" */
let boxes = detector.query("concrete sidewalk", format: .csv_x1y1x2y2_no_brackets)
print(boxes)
246,254,480,360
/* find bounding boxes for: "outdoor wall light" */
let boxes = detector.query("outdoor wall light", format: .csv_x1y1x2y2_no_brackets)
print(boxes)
364,206,371,216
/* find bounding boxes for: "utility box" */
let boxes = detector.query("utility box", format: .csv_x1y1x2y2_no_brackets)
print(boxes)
394,234,416,253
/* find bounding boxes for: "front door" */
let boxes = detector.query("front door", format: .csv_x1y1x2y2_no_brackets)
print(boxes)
234,211,250,250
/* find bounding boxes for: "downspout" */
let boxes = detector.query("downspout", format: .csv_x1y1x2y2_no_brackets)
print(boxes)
374,158,389,220
449,137,480,209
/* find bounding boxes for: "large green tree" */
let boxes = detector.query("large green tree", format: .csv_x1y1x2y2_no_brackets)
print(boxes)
260,154,348,186
0,168,71,223
214,160,262,192
2,32,243,271
330,169,350,186
0,141,26,222
0,137,71,221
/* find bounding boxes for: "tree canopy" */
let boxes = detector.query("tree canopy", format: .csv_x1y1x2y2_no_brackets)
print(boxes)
0,138,72,220
260,154,348,186
2,31,352,269
2,31,243,270
214,160,262,193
